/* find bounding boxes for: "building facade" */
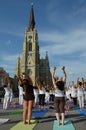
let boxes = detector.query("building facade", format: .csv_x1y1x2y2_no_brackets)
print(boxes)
0,67,9,88
15,5,52,86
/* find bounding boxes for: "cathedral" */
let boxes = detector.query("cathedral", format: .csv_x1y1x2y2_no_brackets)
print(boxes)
15,5,52,86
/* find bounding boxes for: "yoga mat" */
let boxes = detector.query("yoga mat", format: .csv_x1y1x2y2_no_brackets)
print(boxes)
32,109,48,117
38,117,56,123
0,118,9,125
10,120,37,130
10,109,48,117
72,106,80,109
53,120,75,130
77,109,86,115
10,109,23,115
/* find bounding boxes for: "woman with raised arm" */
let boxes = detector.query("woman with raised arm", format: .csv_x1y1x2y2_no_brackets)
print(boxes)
71,81,77,106
18,77,24,105
9,78,14,103
20,72,35,125
36,78,46,110
2,75,10,110
76,77,85,110
51,66,67,126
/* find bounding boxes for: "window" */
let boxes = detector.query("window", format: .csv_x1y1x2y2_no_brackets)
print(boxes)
29,35,32,39
29,42,32,51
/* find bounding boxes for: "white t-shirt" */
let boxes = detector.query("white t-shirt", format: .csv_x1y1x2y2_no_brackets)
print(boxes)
66,90,71,99
71,86,77,97
45,92,50,102
34,89,39,95
4,87,10,96
39,87,45,94
18,85,23,95
54,89,65,97
77,87,84,96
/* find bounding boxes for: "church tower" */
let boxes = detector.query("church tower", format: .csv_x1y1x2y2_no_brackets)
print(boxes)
15,55,21,77
15,5,52,86
20,5,40,85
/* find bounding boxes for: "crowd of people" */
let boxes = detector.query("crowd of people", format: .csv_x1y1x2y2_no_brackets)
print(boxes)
0,67,86,126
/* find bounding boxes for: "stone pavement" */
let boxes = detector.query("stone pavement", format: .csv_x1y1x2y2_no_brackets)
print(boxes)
0,98,86,130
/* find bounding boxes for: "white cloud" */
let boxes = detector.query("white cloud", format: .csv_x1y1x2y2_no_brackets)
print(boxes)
0,53,21,77
38,27,86,83
39,28,86,56
1,53,18,62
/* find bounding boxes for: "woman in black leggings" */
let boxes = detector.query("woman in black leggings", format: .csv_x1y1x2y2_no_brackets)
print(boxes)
36,78,45,110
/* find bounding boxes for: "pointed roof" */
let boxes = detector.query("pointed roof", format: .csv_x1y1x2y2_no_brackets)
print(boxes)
45,51,48,59
28,4,35,31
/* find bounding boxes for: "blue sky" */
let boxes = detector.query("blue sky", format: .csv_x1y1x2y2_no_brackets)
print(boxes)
0,0,86,84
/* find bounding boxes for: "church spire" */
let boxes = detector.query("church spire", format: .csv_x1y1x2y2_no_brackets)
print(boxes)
45,51,48,59
28,4,35,31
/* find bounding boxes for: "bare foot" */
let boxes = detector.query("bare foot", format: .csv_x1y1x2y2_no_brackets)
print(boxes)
57,121,60,126
58,123,60,126
28,122,31,125
62,122,64,126
24,121,28,125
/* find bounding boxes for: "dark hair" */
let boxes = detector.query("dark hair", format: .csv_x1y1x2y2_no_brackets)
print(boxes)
3,85,7,88
78,81,82,86
23,79,29,86
22,79,29,99
56,81,64,91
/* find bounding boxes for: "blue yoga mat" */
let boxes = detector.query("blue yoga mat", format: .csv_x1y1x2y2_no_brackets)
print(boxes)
73,106,80,109
32,109,48,117
77,109,86,115
10,109,48,117
53,120,75,130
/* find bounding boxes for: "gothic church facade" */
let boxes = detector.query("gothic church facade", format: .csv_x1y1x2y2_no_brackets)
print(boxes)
15,5,52,86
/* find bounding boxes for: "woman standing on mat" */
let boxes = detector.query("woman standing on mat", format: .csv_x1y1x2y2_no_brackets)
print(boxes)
36,78,46,110
2,75,10,110
9,78,14,103
77,78,85,110
51,66,67,126
20,73,35,125
18,78,24,105
71,81,77,106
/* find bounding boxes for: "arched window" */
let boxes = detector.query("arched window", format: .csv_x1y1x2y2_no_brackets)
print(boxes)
29,42,32,51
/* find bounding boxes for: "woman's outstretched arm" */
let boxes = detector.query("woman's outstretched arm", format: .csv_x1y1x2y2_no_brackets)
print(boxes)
62,66,67,84
51,67,57,89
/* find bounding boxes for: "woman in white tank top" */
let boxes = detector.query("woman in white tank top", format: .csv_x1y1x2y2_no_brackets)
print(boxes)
2,76,10,110
77,78,85,110
36,78,45,110
52,66,67,126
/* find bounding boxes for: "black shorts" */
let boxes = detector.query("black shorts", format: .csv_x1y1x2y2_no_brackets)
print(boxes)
23,94,35,101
